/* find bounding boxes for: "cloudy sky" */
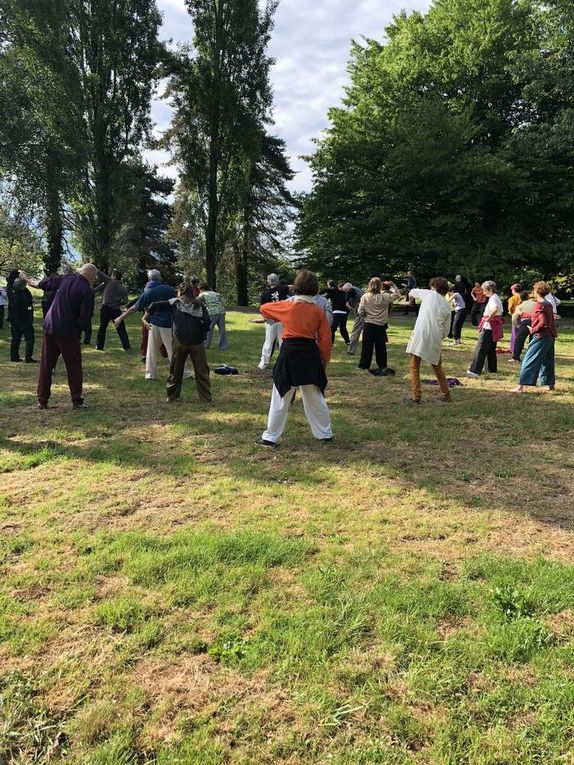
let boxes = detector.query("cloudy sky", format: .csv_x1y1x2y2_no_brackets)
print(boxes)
150,0,431,193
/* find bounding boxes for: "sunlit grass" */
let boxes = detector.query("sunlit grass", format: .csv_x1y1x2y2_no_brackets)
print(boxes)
0,309,573,763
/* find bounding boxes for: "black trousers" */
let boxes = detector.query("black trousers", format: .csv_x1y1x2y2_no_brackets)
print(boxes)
452,309,467,340
332,314,349,344
11,321,35,361
469,329,497,374
513,321,531,361
359,323,388,370
96,304,130,350
0,305,4,329
471,301,486,326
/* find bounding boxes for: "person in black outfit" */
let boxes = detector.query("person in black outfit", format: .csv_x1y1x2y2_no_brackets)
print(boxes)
6,269,19,325
10,277,36,362
322,280,350,345
96,269,130,350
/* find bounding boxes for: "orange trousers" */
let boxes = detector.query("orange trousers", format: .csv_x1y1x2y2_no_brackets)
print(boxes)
409,354,451,402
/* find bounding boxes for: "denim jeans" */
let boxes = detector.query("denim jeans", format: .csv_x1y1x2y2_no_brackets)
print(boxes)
519,334,555,387
204,313,228,351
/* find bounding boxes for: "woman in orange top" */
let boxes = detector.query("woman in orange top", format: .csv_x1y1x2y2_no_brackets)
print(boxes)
256,270,333,447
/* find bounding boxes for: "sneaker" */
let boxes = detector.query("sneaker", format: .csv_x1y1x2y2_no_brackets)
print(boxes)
255,437,276,448
347,351,355,356
385,367,396,376
320,437,334,443
25,358,37,363
368,368,383,376
72,402,89,410
466,370,480,379
10,358,22,363
37,402,48,410
507,358,519,363
257,362,267,370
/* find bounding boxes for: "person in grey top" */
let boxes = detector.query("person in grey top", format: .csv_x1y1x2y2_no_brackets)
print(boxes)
342,282,365,355
95,269,130,351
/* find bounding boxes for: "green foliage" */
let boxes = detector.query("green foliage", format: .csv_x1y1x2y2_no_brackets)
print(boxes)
299,0,574,285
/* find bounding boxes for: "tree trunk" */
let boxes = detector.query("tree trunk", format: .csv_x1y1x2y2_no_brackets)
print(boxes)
235,228,249,306
43,157,64,275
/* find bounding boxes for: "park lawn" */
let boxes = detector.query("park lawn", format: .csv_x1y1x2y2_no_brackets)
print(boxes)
1,308,574,765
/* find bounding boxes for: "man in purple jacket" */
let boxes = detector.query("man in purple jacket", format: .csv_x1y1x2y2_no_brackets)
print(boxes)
24,264,98,409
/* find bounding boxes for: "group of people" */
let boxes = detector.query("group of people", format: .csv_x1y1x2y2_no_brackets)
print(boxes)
0,263,563,447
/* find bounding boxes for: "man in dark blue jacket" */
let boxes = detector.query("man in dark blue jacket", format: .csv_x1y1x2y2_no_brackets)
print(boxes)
114,269,176,379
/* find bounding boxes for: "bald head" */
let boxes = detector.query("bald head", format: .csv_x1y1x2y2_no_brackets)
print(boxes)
80,263,98,286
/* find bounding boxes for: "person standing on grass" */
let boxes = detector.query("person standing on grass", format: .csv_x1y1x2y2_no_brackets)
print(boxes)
6,269,19,326
507,283,523,355
258,273,290,370
448,285,467,346
406,270,417,313
322,280,350,345
21,264,97,409
144,282,212,404
199,282,228,351
470,281,488,325
358,278,401,376
342,281,365,355
406,277,453,404
509,290,535,364
0,283,7,329
256,270,333,447
513,281,557,394
95,269,130,351
9,278,36,363
114,269,175,380
467,281,504,378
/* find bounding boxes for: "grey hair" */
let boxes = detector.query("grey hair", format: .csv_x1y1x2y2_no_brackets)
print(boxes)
481,280,497,293
80,264,98,279
267,273,280,287
148,269,161,281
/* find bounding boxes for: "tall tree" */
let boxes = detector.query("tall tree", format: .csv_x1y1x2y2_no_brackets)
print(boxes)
166,0,276,289
70,0,163,272
234,133,295,305
110,161,178,288
298,0,574,285
0,0,84,273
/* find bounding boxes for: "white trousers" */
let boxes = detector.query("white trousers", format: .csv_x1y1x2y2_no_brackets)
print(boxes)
259,322,283,368
146,325,173,379
262,385,333,443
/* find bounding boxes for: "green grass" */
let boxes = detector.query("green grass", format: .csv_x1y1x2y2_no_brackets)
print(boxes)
0,307,574,763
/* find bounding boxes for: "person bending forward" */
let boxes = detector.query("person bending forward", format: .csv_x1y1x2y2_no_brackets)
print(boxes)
257,270,333,447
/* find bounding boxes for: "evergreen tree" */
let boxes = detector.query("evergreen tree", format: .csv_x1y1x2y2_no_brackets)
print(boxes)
166,0,277,289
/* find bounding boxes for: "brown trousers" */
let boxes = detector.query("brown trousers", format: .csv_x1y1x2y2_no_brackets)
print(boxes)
409,354,451,402
167,337,212,402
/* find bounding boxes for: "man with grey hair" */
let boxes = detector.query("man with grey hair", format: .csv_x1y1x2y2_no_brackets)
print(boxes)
21,263,98,409
258,273,290,369
114,269,176,378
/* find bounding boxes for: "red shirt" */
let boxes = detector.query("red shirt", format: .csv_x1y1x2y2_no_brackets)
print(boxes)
530,301,557,338
260,299,332,365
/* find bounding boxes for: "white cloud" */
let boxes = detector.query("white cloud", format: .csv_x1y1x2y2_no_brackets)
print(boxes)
148,0,431,192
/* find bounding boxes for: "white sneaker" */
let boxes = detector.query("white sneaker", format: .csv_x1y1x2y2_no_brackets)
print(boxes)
257,362,267,370
466,370,480,379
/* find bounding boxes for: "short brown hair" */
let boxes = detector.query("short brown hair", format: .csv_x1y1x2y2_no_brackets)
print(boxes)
368,277,382,294
293,270,319,296
532,280,550,297
429,276,449,295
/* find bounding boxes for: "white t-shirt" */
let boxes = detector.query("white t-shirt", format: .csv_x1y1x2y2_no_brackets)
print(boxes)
406,289,452,366
450,292,466,311
545,293,561,315
482,294,503,330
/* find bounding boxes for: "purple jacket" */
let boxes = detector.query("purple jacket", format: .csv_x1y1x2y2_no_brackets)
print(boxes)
39,274,95,338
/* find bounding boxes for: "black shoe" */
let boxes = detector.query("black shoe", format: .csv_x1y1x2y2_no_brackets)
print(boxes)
72,402,89,410
320,437,333,443
255,438,276,448
95,347,104,351
37,402,48,410
384,367,396,376
368,368,383,376
10,358,22,363
25,358,37,363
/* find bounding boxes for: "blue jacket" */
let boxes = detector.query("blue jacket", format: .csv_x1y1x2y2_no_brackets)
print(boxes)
134,282,176,327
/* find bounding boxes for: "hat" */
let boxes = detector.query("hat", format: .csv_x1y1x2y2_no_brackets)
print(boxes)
13,278,27,291
267,273,280,287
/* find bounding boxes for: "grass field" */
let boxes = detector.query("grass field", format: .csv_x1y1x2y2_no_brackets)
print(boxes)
1,307,574,765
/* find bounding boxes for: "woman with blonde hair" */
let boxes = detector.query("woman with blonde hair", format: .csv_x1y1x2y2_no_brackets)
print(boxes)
357,277,401,376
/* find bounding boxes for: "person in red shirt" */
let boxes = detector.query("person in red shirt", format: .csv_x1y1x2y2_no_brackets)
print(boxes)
256,270,333,447
513,281,557,393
